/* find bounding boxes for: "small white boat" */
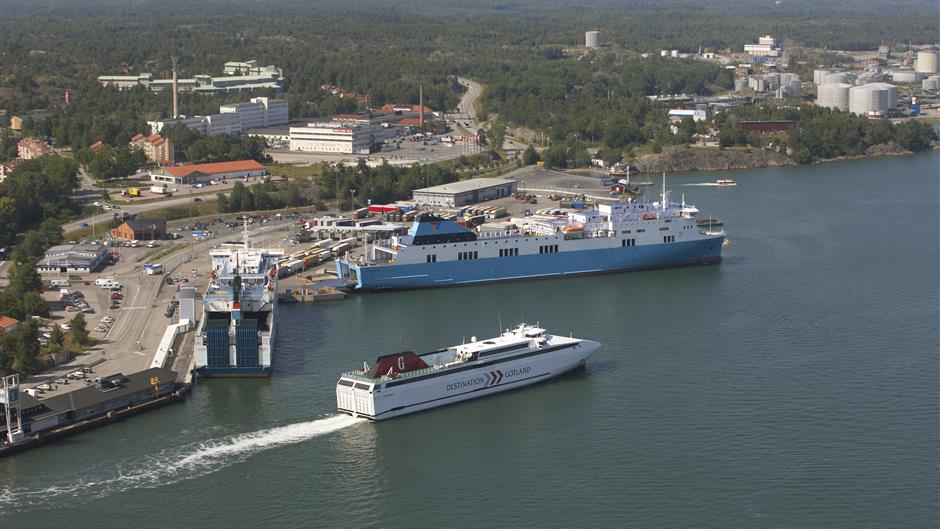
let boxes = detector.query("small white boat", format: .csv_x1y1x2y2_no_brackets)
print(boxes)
336,324,600,420
715,178,737,186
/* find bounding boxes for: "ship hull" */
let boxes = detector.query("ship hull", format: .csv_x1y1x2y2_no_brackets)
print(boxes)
339,236,723,291
195,366,272,378
337,340,599,420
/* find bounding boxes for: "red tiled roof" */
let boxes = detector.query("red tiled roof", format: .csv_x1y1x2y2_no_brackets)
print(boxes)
90,140,104,151
398,118,422,126
0,315,20,330
147,133,161,142
130,133,144,142
377,104,397,113
164,160,265,178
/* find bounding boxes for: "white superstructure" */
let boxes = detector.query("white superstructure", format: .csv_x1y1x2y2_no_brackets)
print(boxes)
149,97,288,136
745,35,781,57
336,324,600,420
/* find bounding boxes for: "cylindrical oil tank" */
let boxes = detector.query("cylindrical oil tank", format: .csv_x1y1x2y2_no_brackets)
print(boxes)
915,50,938,74
734,79,748,92
822,72,849,84
814,68,836,85
855,71,882,85
848,82,897,115
817,83,852,111
788,79,802,97
756,78,766,92
585,31,602,48
891,70,921,83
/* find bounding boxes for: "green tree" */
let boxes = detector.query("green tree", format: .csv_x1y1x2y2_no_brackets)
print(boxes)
522,145,540,165
68,312,89,346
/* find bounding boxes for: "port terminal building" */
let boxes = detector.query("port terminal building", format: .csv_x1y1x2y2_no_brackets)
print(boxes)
150,160,267,185
36,244,109,274
1,370,177,443
412,178,518,207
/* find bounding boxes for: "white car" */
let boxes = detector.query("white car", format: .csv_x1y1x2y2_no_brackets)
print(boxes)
102,316,114,323
37,383,52,391
68,371,85,379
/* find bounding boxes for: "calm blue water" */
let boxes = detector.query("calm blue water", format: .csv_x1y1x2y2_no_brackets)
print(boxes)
2,152,938,528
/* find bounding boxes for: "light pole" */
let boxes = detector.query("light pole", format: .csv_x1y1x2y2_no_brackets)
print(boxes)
349,189,356,213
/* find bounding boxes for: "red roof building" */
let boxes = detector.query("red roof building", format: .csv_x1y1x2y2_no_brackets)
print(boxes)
151,160,267,185
0,315,20,335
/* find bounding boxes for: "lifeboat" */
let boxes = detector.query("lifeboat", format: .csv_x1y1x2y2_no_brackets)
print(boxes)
641,212,657,220
267,282,275,291
269,266,277,278
561,225,584,233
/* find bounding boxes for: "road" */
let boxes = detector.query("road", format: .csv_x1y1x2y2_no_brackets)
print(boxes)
456,77,482,127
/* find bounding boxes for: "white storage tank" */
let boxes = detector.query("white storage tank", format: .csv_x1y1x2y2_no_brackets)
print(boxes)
734,79,748,92
822,72,849,85
585,31,602,48
891,70,922,83
915,50,938,74
855,71,883,85
817,83,852,111
923,76,940,90
788,79,802,97
848,82,897,115
814,68,837,85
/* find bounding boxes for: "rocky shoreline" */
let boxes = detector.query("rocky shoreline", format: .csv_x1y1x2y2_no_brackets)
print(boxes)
627,142,939,174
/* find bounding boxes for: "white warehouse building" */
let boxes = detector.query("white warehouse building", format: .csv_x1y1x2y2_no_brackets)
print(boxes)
149,97,288,136
412,178,518,207
289,122,385,154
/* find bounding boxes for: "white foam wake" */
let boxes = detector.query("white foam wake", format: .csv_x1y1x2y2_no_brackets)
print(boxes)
682,182,725,186
0,414,363,510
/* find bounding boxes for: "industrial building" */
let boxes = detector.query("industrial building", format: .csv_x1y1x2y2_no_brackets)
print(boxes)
412,178,518,207
1,370,177,443
98,61,282,94
149,97,288,137
289,122,386,154
585,31,603,48
744,35,781,58
36,244,109,274
150,160,267,185
110,219,167,241
848,83,898,116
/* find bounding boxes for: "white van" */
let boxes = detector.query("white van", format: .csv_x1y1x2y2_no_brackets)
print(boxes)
95,277,116,286
51,278,70,288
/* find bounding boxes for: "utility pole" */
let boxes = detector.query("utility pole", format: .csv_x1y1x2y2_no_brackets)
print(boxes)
349,189,356,212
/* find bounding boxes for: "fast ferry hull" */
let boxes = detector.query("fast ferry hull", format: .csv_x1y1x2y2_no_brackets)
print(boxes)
339,236,723,291
194,366,272,378
337,339,599,420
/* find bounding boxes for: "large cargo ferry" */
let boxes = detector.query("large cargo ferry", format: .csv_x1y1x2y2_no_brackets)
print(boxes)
336,324,600,420
194,229,284,377
336,186,725,290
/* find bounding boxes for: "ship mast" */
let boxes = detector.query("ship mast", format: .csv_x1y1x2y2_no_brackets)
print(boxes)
242,218,250,250
661,171,667,211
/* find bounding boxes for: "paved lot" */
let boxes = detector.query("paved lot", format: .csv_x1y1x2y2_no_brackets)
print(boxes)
25,220,297,394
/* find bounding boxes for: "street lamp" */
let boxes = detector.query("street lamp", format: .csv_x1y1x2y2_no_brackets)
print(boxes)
349,189,357,212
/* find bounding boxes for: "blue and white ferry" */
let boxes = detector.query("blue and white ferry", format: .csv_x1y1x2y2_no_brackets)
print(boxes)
194,229,283,377
336,187,725,290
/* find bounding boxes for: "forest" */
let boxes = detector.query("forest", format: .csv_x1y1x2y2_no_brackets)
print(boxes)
1,0,936,167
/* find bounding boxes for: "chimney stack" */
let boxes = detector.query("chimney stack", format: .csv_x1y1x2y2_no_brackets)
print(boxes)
419,82,424,128
171,56,179,119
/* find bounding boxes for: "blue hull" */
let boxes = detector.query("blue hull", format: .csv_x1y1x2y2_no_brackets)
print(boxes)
196,366,272,378
339,236,724,291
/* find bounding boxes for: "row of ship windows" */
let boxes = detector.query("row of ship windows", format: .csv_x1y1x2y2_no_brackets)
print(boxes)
425,235,678,262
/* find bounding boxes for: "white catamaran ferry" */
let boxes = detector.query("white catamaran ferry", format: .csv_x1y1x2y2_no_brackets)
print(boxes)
336,324,600,420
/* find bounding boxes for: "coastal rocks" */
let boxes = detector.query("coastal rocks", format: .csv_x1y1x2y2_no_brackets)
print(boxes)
633,146,794,174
